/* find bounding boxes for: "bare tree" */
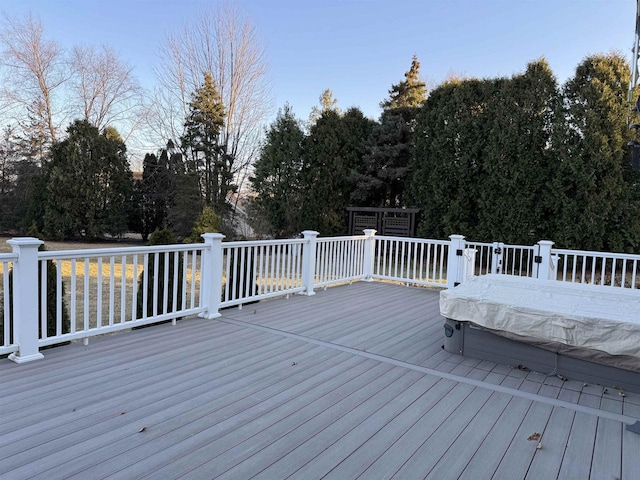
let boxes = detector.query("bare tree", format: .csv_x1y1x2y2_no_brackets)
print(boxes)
151,1,272,210
70,44,146,143
0,13,69,144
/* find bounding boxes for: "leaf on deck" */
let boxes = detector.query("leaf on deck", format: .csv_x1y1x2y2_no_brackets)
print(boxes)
527,432,541,441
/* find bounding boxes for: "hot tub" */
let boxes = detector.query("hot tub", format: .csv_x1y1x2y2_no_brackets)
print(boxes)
440,274,640,391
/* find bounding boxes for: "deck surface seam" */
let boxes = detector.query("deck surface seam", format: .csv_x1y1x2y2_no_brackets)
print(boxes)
219,316,640,428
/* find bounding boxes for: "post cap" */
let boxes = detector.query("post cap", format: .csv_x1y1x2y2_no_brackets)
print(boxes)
7,237,44,247
201,233,226,241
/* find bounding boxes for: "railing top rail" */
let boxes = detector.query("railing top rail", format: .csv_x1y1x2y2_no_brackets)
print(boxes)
375,235,449,245
501,244,536,250
38,243,207,260
551,248,640,260
316,235,367,242
465,241,495,247
223,238,307,248
466,240,535,249
0,253,18,261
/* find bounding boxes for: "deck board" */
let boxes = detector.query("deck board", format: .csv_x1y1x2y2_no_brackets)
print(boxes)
0,281,636,479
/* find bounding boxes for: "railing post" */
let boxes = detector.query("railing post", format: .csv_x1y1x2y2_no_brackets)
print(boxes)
8,237,44,363
301,230,319,296
447,234,466,289
491,242,504,274
362,229,377,282
199,233,225,319
535,240,555,280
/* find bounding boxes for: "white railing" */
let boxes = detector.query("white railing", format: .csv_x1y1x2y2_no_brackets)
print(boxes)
502,243,536,277
3,230,640,364
315,236,366,288
551,248,640,288
465,241,495,276
0,253,17,356
37,244,206,347
373,236,449,287
220,239,306,307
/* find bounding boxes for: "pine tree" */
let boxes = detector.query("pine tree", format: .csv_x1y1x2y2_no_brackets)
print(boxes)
250,104,306,237
309,89,340,125
351,110,413,207
380,55,427,110
353,56,427,208
181,72,233,216
166,147,203,239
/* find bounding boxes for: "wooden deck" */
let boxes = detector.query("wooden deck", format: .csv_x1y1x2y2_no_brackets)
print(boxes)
1,281,639,479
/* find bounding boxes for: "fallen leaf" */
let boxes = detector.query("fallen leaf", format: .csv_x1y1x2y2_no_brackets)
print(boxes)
120,412,126,415
138,426,147,433
516,365,530,372
527,432,541,441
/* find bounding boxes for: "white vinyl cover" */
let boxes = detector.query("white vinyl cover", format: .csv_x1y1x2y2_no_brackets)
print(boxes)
440,274,640,359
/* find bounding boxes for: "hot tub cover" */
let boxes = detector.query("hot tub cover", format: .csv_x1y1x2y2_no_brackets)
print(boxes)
440,274,640,359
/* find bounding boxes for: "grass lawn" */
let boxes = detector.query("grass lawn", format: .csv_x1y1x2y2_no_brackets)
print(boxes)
0,237,203,337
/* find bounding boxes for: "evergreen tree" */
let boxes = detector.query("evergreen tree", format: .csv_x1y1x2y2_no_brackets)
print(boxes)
250,104,306,237
309,89,340,125
181,72,233,216
166,147,203,239
410,78,490,239
0,124,45,233
552,53,640,251
353,56,427,208
302,108,373,234
136,229,184,319
139,150,172,240
0,126,20,231
15,109,52,233
185,206,221,243
380,55,427,110
42,120,133,239
351,109,413,207
476,59,560,243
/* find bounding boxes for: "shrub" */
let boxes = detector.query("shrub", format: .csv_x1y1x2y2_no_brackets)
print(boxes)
136,229,184,319
1,244,71,347
184,207,220,244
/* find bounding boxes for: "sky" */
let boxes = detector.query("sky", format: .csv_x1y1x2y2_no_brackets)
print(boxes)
0,0,637,126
